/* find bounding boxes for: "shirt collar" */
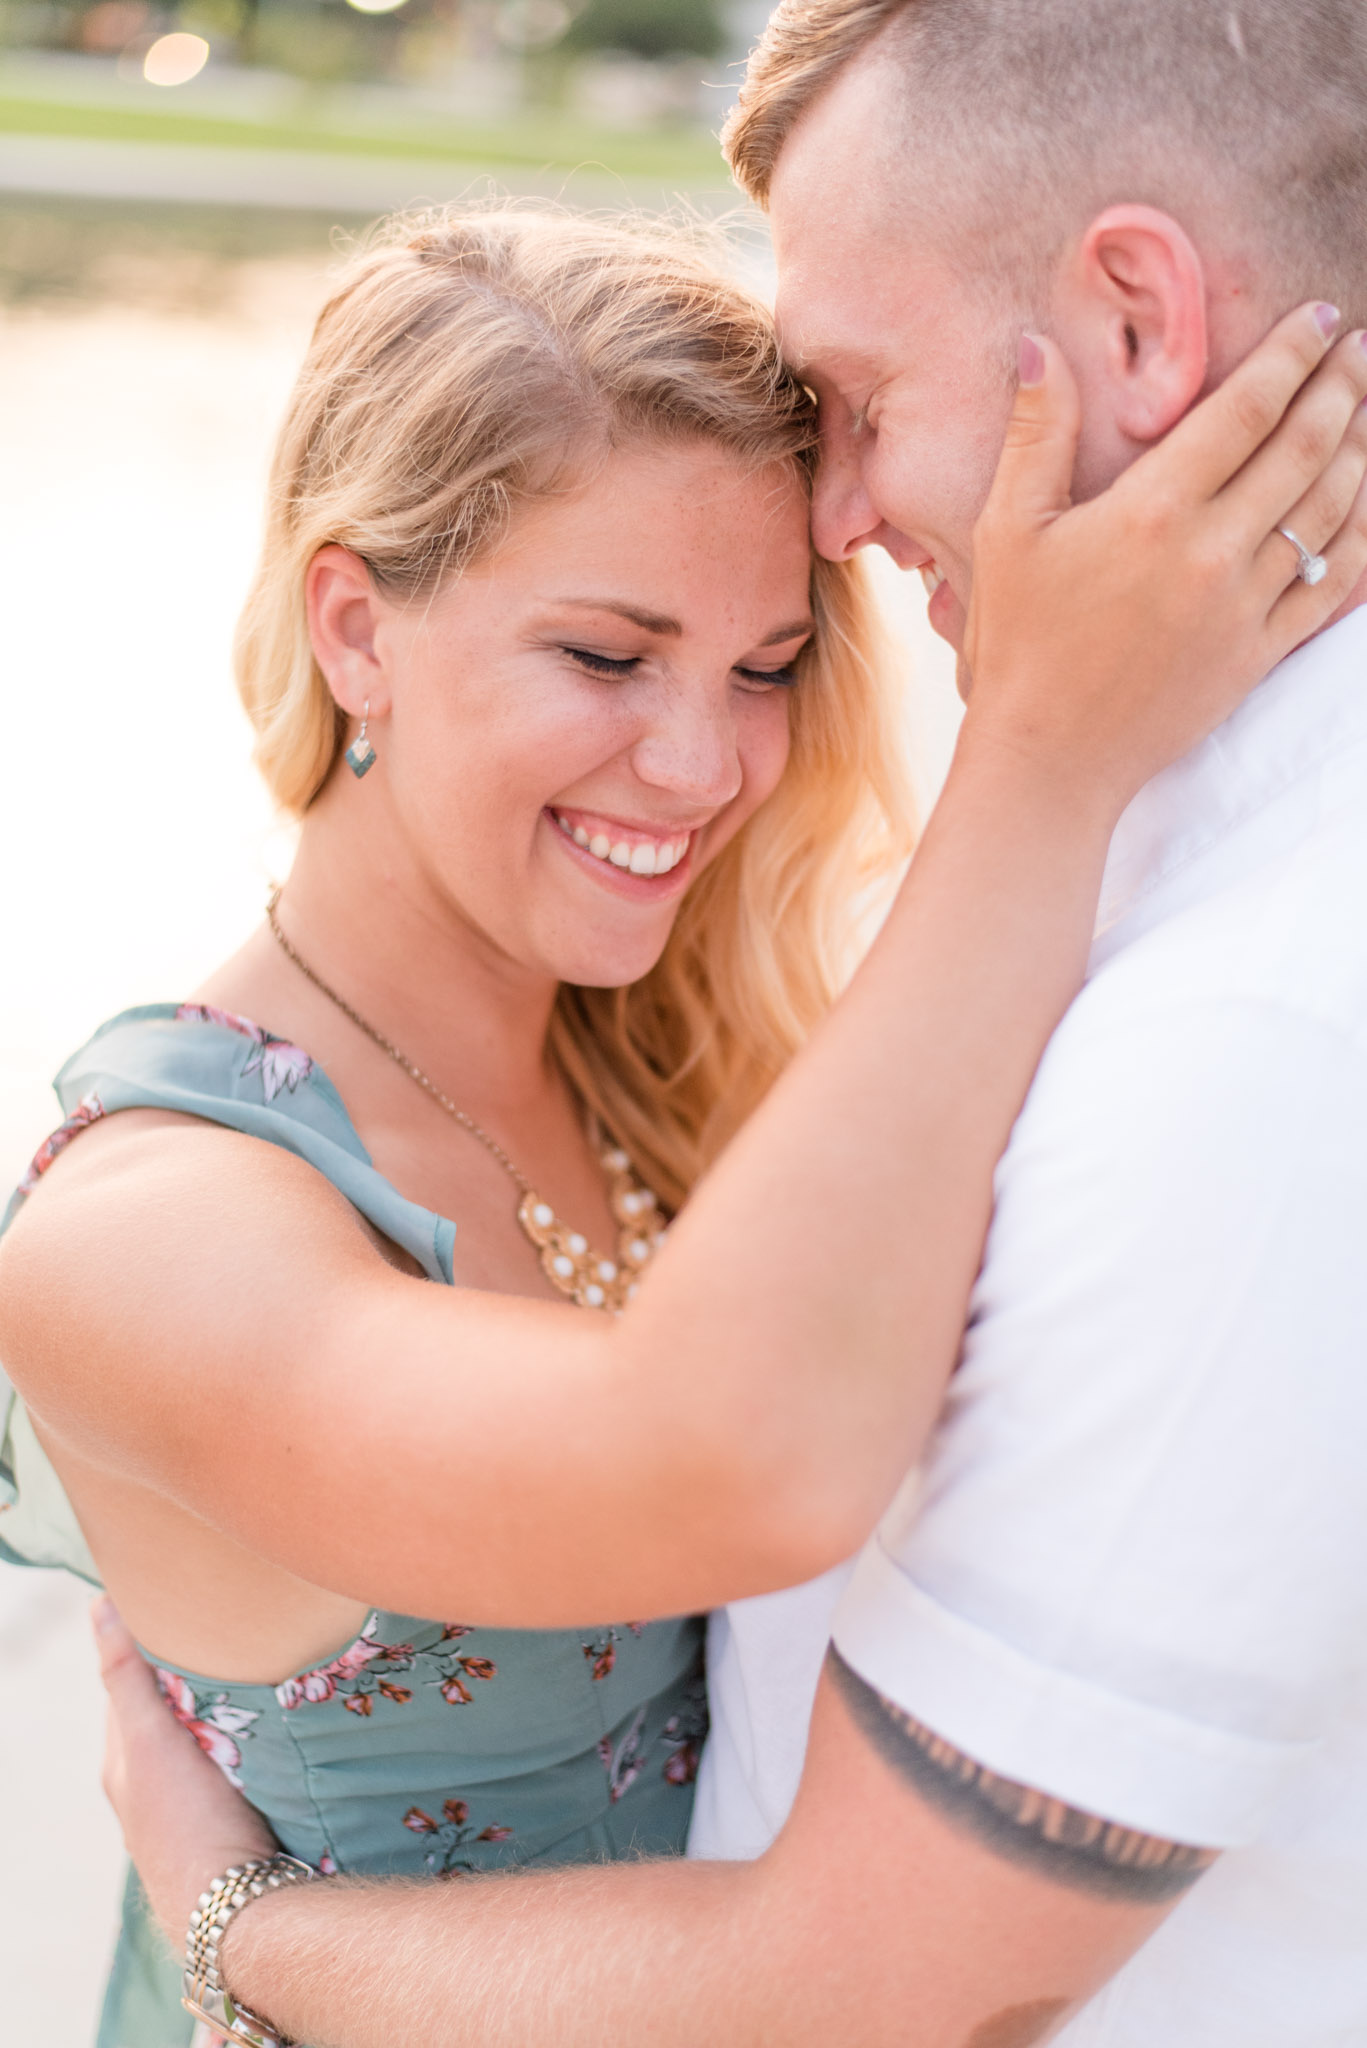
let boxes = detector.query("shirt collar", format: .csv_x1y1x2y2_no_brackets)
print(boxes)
1093,603,1367,959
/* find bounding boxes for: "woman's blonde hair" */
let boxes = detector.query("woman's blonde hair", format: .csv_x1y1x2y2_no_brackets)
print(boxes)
236,204,914,1209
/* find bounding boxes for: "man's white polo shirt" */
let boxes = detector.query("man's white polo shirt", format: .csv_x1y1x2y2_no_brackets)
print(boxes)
690,605,1367,2045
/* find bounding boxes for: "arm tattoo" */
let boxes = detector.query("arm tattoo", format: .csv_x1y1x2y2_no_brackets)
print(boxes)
830,1648,1219,1904
967,2002,1071,2048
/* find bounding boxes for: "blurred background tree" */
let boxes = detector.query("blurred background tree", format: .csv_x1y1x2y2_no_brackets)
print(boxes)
0,0,760,178
2,0,734,74
562,0,725,60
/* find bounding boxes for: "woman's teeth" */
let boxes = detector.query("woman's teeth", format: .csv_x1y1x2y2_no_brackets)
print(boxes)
919,563,946,596
554,812,689,879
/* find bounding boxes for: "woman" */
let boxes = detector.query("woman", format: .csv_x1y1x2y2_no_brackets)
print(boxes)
0,203,1362,2048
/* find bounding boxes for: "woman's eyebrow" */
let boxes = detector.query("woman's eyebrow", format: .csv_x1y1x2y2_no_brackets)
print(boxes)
553,599,683,635
550,601,813,648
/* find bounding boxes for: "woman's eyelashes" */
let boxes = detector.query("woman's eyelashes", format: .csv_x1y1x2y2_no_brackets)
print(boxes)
563,647,800,689
564,647,640,679
737,663,799,688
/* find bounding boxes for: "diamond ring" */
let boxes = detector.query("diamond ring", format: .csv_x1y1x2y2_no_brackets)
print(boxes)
1278,524,1328,586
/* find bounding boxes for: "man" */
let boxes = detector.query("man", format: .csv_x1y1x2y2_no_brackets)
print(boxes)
101,3,1367,2041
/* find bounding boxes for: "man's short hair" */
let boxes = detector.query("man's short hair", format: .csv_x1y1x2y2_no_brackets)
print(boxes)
724,0,1367,320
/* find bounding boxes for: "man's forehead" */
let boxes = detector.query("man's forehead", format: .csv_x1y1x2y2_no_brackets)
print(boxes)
768,119,881,263
770,213,948,381
767,57,953,375
769,184,895,375
769,36,902,199
773,298,881,385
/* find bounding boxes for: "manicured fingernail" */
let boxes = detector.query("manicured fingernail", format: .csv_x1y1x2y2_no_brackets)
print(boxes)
1359,330,1367,354
1315,303,1341,337
1018,333,1045,387
92,1595,119,1634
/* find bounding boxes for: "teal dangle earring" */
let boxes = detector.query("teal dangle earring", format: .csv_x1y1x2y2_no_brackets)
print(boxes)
346,701,377,779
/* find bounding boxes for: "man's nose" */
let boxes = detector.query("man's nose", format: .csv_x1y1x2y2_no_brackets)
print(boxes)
631,687,745,808
810,441,884,563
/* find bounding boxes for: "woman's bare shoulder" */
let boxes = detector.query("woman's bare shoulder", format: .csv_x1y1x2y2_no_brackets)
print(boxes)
6,1101,362,1237
0,1107,380,1380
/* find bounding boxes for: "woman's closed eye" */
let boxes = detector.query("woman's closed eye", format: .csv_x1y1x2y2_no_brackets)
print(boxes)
564,647,800,690
736,663,799,689
565,646,641,679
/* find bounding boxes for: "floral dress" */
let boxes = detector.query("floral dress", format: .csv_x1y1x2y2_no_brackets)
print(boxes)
0,1006,706,2048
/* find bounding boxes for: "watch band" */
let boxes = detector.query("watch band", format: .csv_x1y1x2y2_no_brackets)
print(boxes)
181,1854,320,2047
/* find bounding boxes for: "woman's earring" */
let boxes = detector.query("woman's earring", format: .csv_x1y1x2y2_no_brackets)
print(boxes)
346,702,377,779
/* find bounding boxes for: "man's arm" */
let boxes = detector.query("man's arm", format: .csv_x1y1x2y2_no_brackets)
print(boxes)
203,1651,1208,2048
827,1653,1217,1907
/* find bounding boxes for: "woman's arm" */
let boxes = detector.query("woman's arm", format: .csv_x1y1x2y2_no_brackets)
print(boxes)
4,310,1366,1627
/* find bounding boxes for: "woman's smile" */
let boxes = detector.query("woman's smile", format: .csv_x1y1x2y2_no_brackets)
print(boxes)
547,805,697,894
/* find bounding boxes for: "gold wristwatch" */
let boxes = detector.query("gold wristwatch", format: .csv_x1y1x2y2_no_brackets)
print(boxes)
182,1855,320,2046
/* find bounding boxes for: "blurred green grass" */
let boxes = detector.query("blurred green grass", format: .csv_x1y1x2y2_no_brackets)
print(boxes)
0,89,729,182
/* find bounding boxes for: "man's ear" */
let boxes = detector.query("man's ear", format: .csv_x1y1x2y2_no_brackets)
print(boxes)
1059,205,1210,447
305,545,391,721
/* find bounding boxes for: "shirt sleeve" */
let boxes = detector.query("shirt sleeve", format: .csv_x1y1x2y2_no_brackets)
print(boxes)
832,993,1367,1849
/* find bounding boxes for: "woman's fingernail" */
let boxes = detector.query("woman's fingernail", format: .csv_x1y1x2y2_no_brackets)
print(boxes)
1315,303,1341,338
1359,330,1367,355
91,1595,119,1635
1018,333,1046,387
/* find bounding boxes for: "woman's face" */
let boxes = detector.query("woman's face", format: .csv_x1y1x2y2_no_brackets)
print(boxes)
313,440,815,989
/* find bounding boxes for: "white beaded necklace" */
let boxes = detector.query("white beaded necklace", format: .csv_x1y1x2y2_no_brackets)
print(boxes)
267,891,665,1312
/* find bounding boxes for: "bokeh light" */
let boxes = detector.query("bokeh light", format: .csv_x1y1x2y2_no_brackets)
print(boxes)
345,0,409,14
496,0,573,47
142,31,210,86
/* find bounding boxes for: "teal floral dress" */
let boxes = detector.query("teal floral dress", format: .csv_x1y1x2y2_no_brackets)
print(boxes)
0,1005,706,2048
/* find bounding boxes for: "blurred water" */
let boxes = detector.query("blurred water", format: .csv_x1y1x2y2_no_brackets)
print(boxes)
0,200,959,2045
1,251,315,1195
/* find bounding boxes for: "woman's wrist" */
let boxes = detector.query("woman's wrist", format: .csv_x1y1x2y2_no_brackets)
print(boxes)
940,705,1132,851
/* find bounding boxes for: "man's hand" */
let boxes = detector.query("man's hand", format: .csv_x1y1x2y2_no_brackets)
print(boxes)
94,1596,276,1945
113,1639,1214,2048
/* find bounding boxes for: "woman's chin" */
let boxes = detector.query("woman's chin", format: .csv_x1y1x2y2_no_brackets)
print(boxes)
531,843,693,989
536,905,679,992
549,937,674,992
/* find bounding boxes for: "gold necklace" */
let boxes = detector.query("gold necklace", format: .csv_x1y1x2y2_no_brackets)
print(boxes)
266,891,665,1313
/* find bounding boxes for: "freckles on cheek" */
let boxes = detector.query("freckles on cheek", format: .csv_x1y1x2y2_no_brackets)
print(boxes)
744,700,797,811
546,690,640,776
